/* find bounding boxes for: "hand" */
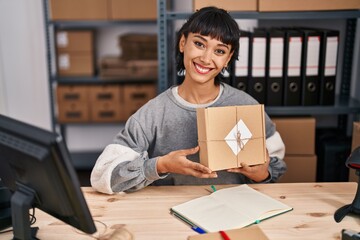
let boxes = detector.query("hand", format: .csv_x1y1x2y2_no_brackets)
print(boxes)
227,151,270,182
156,146,218,178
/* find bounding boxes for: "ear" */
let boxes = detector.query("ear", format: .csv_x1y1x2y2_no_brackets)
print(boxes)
179,35,186,53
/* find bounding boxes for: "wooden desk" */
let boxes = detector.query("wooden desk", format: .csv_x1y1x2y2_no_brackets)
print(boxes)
3,182,360,239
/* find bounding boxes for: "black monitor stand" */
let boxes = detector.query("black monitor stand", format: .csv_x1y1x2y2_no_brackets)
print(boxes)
11,184,39,240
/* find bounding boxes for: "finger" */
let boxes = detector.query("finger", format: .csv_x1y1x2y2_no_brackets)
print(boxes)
191,170,218,178
191,162,213,174
179,146,200,156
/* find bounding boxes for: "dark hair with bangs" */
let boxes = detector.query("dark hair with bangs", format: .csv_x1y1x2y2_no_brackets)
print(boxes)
175,6,240,84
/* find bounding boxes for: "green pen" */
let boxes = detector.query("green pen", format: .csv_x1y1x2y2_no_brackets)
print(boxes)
211,185,217,192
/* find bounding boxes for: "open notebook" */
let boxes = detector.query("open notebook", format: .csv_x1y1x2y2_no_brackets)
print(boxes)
171,184,293,233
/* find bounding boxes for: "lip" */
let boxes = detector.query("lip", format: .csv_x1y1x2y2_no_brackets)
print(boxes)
194,62,212,74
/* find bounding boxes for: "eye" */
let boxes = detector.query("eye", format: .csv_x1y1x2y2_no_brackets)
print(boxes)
215,49,226,55
194,41,205,48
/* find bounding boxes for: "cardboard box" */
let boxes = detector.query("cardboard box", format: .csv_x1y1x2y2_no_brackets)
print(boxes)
123,84,157,118
110,0,157,20
56,85,89,103
56,31,93,52
100,57,158,80
350,122,360,182
50,0,109,20
193,0,258,11
57,101,90,123
197,105,266,171
56,85,90,123
278,155,317,183
259,0,360,12
88,85,121,103
91,101,124,122
272,117,316,155
57,52,94,76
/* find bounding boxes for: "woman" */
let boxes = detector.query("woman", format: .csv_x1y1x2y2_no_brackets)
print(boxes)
91,6,286,194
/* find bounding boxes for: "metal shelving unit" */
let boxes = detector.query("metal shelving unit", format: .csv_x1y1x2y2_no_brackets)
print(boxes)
157,0,360,125
43,0,157,169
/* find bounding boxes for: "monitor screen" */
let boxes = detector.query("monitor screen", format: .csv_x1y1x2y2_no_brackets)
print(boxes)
0,114,96,239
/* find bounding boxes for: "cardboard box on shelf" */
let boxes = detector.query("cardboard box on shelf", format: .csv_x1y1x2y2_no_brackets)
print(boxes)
193,0,257,11
56,31,93,52
49,0,109,20
119,34,157,60
56,85,89,103
277,155,317,183
57,52,94,76
88,85,121,103
91,101,125,122
57,101,90,123
110,0,157,20
258,0,360,12
56,85,90,123
350,122,360,182
100,57,158,80
123,84,157,118
197,105,266,171
272,117,316,155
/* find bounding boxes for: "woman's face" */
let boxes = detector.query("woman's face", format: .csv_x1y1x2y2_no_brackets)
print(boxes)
179,32,233,85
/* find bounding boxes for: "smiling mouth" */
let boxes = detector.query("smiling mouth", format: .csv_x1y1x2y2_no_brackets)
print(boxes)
194,63,212,74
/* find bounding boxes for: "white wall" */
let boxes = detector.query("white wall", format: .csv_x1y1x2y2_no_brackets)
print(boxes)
0,0,51,130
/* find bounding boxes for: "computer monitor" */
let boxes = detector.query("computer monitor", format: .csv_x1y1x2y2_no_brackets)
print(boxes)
0,114,96,239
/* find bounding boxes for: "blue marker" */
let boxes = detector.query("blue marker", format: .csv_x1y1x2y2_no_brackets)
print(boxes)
192,226,206,234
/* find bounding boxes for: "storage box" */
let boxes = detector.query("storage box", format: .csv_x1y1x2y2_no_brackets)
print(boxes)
56,31,93,52
278,155,317,183
193,0,258,11
350,122,360,182
56,85,90,123
110,0,157,20
119,34,157,60
57,52,94,76
197,105,266,171
123,84,157,118
272,117,316,155
57,101,90,123
50,0,109,20
56,85,89,103
100,57,158,80
258,0,360,12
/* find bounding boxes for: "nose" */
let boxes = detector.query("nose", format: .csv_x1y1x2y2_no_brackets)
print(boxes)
199,49,212,64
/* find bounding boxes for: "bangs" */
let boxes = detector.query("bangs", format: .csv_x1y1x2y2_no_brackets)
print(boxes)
186,11,238,45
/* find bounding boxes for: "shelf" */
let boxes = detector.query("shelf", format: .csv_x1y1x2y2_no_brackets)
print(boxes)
48,20,157,29
53,76,157,85
266,96,360,115
166,10,360,20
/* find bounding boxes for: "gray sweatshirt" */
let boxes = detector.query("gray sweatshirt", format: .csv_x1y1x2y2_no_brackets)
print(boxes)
91,83,286,194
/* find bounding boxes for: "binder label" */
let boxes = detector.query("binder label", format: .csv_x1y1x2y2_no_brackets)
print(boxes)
270,37,284,77
252,37,266,77
236,37,249,77
325,36,338,76
288,37,302,77
306,36,320,76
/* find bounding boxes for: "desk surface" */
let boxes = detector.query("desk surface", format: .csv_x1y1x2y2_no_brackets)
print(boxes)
3,182,360,239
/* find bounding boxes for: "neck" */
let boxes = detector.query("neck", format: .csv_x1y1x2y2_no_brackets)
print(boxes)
178,81,220,104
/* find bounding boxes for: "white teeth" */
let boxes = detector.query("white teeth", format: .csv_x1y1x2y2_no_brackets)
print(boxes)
195,63,210,74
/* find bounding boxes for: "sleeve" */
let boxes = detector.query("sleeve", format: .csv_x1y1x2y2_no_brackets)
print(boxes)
265,131,287,182
90,116,167,194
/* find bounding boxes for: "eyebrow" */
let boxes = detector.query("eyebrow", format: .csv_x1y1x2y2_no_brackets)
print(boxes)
193,34,230,49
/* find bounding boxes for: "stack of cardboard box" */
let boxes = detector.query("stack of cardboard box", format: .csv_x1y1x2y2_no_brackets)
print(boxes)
272,117,317,183
56,30,94,76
